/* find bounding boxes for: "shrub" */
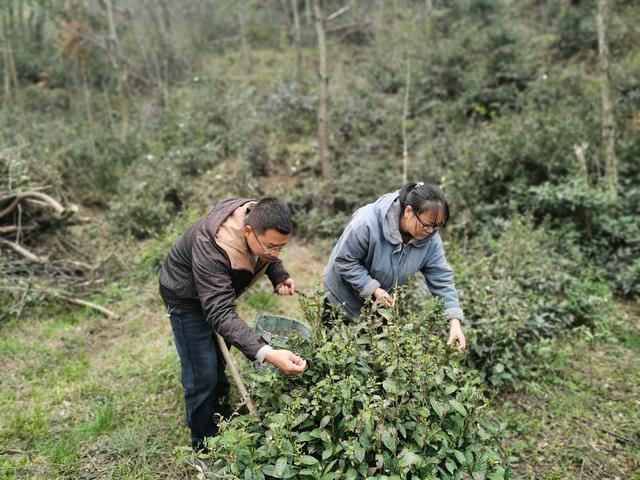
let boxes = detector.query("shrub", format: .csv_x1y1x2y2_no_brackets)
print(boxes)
450,218,610,386
202,294,510,479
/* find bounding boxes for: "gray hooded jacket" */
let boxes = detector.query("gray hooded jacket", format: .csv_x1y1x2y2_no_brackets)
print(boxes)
323,191,464,321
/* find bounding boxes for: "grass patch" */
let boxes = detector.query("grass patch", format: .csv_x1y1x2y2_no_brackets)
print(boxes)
490,304,640,479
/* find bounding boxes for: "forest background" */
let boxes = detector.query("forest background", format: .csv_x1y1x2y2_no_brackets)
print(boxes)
0,0,638,478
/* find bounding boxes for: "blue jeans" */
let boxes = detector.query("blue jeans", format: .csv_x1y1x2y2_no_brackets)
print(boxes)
166,303,231,450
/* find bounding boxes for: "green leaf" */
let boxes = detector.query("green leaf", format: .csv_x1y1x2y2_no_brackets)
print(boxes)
445,459,456,473
449,399,468,416
299,455,318,466
309,428,332,443
319,415,332,429
345,468,357,480
295,432,314,442
354,445,366,463
430,398,445,417
382,378,399,394
282,466,298,479
322,447,333,460
397,449,422,468
453,449,467,465
272,457,288,478
381,428,396,452
487,473,505,480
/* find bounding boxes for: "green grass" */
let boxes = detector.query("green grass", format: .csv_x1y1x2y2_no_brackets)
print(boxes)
489,304,640,479
1,241,637,479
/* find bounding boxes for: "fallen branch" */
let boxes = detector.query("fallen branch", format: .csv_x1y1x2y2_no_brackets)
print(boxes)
0,225,37,234
0,191,75,220
54,292,120,320
0,238,49,263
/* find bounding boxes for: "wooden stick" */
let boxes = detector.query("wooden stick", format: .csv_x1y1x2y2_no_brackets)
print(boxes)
0,191,73,220
53,292,120,320
214,333,259,419
0,224,37,234
0,238,48,263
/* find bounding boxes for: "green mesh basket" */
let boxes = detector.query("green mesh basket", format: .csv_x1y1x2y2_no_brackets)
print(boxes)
255,314,311,346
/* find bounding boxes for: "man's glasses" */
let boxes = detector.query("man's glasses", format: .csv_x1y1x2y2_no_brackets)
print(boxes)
252,230,286,254
414,213,445,232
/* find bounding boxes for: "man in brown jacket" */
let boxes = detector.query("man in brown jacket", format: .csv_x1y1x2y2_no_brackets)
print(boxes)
159,197,306,451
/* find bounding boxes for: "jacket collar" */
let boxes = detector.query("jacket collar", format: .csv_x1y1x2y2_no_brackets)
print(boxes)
379,191,432,248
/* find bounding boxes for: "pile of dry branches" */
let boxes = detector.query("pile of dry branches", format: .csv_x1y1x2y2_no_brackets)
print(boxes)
0,146,119,321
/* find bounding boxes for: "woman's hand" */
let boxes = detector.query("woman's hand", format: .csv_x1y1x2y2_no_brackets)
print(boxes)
373,288,394,307
447,318,466,350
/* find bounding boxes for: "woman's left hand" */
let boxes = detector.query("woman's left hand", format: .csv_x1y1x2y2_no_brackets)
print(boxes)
447,318,466,351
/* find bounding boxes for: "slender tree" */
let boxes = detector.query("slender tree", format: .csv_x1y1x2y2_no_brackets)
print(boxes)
1,12,29,141
237,0,252,73
103,0,130,136
596,0,618,200
401,53,411,184
291,0,302,84
312,0,332,186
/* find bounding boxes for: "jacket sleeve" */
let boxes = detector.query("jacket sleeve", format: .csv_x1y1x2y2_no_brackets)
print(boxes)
265,259,290,288
333,223,380,299
420,234,465,322
192,231,267,360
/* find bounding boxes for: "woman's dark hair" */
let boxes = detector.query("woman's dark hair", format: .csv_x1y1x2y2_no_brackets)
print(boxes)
245,198,293,235
398,181,450,225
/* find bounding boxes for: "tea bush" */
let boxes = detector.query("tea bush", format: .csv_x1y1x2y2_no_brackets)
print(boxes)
203,295,510,479
451,218,610,386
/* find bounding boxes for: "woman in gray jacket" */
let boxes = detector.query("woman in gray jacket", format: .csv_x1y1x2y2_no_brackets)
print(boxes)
323,181,466,349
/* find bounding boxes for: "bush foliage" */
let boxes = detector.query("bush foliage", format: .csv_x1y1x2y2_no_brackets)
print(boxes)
202,296,510,479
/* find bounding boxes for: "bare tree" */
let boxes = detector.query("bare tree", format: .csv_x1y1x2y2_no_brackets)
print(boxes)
312,0,333,186
305,0,312,25
237,1,252,73
1,12,29,141
291,0,303,83
402,53,411,184
596,0,618,200
103,0,130,136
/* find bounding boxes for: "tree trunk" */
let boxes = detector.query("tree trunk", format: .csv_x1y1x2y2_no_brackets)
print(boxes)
402,54,411,184
291,0,303,84
596,0,618,201
237,2,252,73
103,0,130,137
80,62,97,156
2,15,11,99
2,13,28,141
312,0,333,186
305,0,312,25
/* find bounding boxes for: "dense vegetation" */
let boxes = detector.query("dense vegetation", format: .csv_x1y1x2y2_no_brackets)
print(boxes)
0,0,638,478
205,295,509,479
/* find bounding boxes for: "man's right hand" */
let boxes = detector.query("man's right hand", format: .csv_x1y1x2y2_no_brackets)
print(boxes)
265,349,307,375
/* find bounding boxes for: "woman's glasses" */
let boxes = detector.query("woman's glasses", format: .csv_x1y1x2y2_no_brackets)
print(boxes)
414,213,445,232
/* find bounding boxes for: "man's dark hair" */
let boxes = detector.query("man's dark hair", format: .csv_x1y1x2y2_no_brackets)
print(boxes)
245,198,293,235
398,181,450,226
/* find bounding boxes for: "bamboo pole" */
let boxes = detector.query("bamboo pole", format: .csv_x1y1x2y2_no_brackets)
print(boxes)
214,333,259,419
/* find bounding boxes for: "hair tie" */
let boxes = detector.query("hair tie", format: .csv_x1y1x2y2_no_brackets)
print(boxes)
414,182,424,190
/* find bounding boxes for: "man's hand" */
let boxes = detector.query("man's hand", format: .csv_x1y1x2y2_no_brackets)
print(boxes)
275,277,295,296
447,318,466,351
373,288,394,307
265,349,307,374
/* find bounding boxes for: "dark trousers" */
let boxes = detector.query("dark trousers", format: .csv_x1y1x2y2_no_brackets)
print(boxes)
166,303,231,450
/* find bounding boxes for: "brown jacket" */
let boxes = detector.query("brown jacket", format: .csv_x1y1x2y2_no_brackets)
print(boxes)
159,197,290,359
